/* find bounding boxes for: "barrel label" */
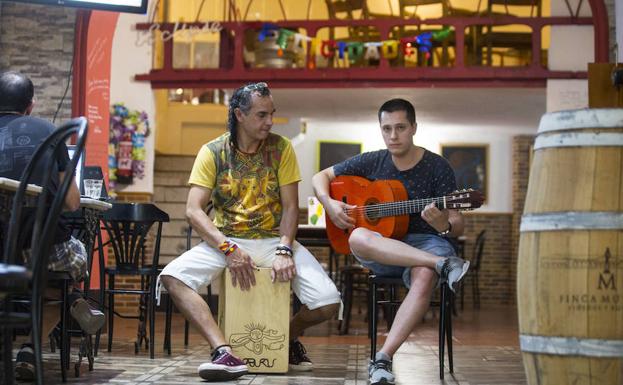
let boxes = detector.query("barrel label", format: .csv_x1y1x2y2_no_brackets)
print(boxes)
598,248,617,291
545,248,622,313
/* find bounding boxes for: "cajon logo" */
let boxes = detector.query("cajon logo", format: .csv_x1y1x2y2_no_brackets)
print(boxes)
598,248,616,291
229,322,285,355
243,358,277,368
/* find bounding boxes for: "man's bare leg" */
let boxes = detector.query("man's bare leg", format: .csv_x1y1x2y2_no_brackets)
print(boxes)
160,275,226,349
369,267,436,385
379,267,436,357
289,303,339,340
349,228,441,268
288,303,339,371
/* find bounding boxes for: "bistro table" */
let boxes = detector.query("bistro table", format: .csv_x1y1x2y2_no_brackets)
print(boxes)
0,177,42,222
61,197,111,376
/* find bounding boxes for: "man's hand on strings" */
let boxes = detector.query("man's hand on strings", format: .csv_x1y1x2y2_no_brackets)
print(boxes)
325,198,356,230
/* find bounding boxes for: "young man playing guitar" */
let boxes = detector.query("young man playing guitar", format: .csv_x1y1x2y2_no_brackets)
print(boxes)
312,98,470,385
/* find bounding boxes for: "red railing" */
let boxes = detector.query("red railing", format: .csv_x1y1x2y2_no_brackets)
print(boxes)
135,12,604,89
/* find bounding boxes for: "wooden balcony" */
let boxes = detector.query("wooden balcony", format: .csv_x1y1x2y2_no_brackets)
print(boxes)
135,11,605,89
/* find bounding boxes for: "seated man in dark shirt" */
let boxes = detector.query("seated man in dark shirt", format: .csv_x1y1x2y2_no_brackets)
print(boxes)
312,98,469,385
0,70,105,380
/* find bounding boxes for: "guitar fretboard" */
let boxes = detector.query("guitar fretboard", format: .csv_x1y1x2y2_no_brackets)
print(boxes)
345,196,448,219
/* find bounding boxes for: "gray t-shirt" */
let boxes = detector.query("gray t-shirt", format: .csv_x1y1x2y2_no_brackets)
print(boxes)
0,114,72,244
333,148,457,235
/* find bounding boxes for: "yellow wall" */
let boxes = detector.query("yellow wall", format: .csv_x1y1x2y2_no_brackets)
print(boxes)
165,0,550,22
155,90,228,155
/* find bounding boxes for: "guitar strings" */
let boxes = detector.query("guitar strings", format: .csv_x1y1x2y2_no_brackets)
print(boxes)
344,196,448,219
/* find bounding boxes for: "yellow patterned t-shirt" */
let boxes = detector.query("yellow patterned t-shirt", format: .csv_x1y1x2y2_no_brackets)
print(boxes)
188,132,301,239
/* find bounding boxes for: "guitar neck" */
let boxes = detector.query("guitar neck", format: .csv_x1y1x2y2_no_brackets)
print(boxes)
355,196,449,219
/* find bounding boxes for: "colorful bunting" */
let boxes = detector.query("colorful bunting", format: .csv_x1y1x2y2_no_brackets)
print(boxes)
258,23,452,65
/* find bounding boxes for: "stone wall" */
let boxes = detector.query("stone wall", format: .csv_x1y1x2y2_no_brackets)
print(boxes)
0,2,75,122
153,155,198,265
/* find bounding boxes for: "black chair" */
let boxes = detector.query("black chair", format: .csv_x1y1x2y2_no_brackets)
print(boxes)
337,260,369,335
100,203,169,359
461,230,486,310
369,275,454,380
0,117,88,384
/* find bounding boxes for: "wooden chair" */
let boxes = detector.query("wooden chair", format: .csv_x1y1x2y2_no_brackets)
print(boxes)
482,0,542,66
0,117,88,384
325,0,394,54
398,0,450,18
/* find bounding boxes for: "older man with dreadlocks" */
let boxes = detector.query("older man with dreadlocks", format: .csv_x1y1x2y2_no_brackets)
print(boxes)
158,82,340,382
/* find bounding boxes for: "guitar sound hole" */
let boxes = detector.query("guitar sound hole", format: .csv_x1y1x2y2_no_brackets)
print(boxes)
364,199,379,225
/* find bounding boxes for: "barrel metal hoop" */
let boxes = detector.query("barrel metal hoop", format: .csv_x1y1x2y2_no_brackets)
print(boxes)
520,212,623,232
538,109,623,133
520,335,623,358
534,132,623,150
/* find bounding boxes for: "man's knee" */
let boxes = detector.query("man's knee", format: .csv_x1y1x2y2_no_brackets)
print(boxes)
316,303,339,321
160,275,183,293
301,303,339,323
349,227,374,258
408,267,436,296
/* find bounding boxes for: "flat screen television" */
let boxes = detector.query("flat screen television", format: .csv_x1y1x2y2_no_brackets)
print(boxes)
5,0,148,14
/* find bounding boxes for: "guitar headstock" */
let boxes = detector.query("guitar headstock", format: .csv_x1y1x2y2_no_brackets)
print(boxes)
445,189,484,210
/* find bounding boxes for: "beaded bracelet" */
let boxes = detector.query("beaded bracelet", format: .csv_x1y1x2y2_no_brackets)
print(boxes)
218,239,238,256
276,244,293,257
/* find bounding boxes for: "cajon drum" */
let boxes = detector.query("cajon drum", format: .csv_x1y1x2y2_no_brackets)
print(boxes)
218,268,290,373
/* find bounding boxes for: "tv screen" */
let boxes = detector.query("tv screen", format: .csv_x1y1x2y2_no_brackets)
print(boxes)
6,0,148,14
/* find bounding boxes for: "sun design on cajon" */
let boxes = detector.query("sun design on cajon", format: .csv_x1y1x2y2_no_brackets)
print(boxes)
229,322,286,354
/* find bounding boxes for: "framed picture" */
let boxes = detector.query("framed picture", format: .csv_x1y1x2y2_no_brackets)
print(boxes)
441,144,488,201
317,141,362,171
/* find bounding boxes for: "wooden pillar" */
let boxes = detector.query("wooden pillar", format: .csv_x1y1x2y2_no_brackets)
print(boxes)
588,63,623,107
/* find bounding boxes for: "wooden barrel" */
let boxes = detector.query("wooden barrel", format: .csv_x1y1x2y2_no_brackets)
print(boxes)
518,108,623,385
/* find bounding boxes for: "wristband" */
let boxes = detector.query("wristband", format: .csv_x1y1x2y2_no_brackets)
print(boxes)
276,244,293,257
438,222,452,236
218,239,238,256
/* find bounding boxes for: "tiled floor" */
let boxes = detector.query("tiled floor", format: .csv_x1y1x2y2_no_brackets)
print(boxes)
35,305,527,384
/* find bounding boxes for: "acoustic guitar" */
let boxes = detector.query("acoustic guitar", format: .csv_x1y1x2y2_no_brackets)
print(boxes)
326,175,484,254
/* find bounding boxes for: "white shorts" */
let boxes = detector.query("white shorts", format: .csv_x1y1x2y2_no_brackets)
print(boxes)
158,237,341,311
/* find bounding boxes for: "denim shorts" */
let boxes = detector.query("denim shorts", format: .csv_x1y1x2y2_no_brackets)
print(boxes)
354,233,456,288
